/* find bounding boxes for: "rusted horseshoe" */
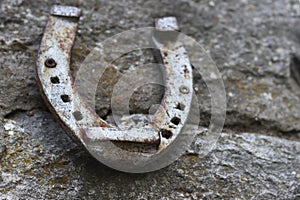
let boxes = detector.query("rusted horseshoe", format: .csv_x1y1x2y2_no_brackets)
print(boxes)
37,5,195,172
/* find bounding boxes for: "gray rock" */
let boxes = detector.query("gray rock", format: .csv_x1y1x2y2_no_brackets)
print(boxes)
1,0,300,134
0,111,299,199
0,0,300,199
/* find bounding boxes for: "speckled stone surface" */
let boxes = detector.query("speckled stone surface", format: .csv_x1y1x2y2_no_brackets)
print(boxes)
0,0,300,199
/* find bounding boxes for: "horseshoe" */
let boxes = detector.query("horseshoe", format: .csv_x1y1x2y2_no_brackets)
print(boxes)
36,5,194,172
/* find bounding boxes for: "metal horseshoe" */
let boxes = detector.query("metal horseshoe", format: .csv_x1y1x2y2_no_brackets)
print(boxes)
36,5,194,172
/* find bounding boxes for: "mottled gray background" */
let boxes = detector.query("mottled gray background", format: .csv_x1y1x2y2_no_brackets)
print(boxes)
0,0,300,199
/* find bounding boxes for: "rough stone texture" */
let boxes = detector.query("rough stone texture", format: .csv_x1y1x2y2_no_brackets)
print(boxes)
0,111,299,199
0,0,300,199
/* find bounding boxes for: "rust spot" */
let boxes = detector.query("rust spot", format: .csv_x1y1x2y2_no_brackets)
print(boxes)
183,65,188,73
116,95,123,103
55,26,77,52
182,64,189,78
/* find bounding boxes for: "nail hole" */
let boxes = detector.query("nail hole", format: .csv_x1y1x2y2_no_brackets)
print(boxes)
73,111,83,121
159,129,173,139
179,86,189,94
50,76,60,84
61,95,71,103
45,58,57,68
171,116,181,125
175,102,185,111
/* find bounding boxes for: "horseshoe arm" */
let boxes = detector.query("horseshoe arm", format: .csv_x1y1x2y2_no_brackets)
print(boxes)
36,6,109,145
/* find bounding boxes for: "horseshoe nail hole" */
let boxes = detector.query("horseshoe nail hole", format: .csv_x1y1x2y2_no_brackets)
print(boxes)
50,76,60,84
171,116,181,125
45,58,57,68
179,86,189,94
175,102,185,111
61,95,71,103
159,129,173,139
73,111,83,121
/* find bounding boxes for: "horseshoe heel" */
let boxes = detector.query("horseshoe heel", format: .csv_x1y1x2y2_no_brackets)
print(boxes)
36,6,109,146
37,5,194,172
